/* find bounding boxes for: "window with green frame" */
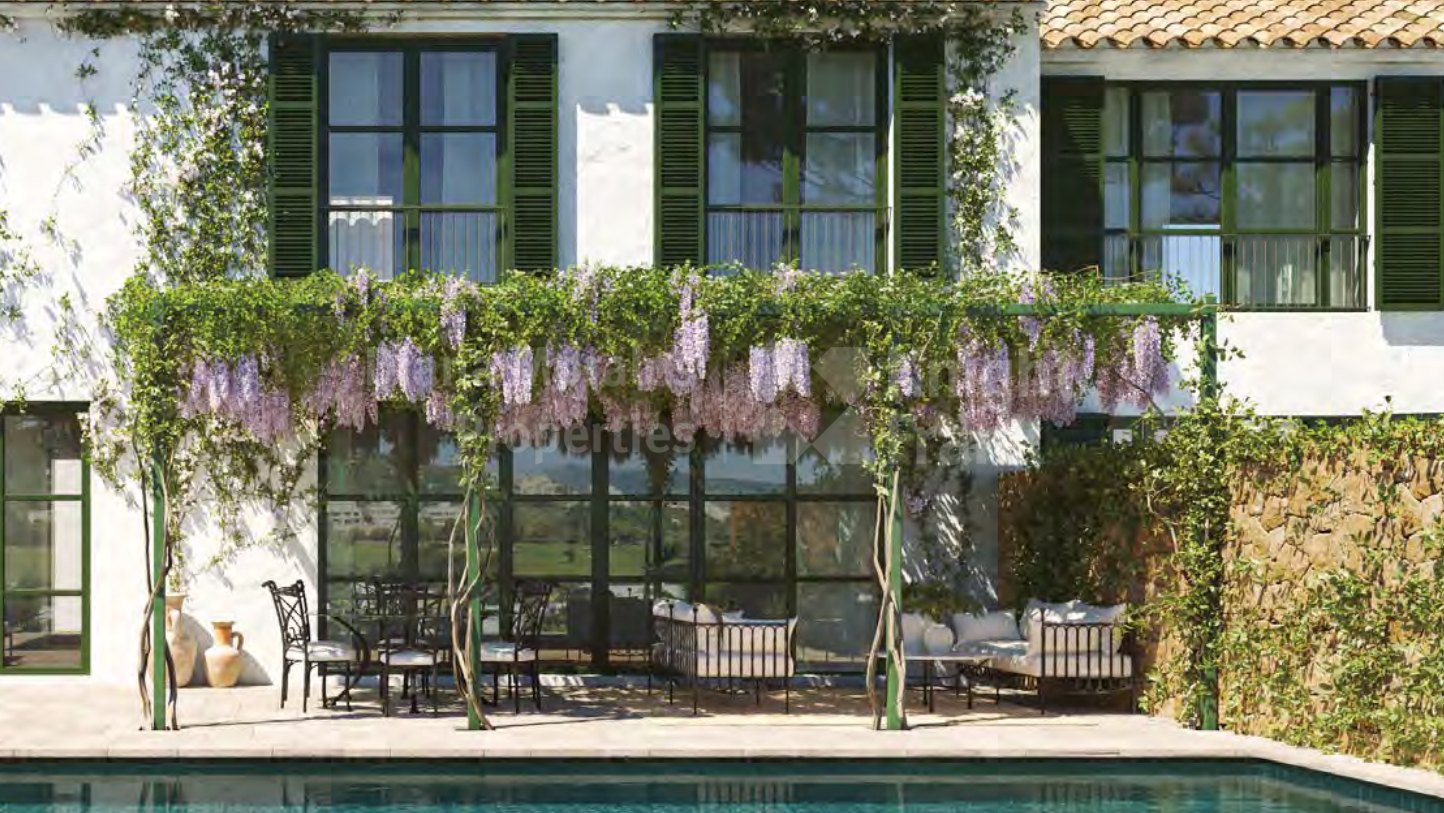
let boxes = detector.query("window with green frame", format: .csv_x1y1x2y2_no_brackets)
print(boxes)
268,34,557,278
1045,80,1366,309
1,407,89,674
319,410,879,671
703,43,888,273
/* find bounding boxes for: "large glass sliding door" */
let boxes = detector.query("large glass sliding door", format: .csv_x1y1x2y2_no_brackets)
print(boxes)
321,410,879,671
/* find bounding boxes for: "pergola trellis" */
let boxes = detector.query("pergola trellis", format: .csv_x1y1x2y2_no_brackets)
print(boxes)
141,300,1221,733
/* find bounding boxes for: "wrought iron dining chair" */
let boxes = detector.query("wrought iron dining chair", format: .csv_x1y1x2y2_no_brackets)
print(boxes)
374,581,448,716
262,579,367,712
479,579,553,713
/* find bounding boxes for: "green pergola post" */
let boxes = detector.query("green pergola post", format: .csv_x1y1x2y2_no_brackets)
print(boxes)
1199,307,1221,732
885,473,905,731
150,451,167,732
465,488,483,731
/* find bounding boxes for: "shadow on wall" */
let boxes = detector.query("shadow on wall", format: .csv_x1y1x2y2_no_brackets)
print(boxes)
1380,311,1444,347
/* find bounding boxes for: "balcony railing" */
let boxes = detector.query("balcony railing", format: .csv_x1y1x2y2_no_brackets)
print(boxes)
327,207,503,283
1103,233,1369,310
706,208,888,274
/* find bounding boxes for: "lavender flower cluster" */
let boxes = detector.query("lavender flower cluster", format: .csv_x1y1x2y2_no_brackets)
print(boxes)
1097,317,1170,411
179,355,293,442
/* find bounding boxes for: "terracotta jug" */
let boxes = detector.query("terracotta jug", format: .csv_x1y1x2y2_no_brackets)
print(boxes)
204,621,245,688
164,593,197,688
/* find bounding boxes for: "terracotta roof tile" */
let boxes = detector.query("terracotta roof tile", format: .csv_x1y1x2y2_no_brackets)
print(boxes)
1042,0,1444,48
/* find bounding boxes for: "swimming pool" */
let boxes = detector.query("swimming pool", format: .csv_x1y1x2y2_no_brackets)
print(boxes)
0,760,1438,813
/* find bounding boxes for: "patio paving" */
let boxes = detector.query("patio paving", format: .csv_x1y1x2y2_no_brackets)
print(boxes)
1,682,1442,800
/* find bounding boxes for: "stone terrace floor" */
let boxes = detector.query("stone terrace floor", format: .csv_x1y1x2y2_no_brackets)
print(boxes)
1,683,1442,800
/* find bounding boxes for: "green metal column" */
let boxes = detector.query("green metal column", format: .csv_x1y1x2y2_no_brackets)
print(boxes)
885,474,905,731
466,488,483,731
150,453,167,731
1199,307,1220,732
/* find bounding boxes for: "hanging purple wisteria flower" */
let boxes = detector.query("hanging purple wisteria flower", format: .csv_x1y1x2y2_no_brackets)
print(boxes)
491,346,535,406
440,277,468,349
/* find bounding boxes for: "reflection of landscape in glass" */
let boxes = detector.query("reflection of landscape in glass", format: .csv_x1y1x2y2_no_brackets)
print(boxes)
2,412,86,671
319,409,881,668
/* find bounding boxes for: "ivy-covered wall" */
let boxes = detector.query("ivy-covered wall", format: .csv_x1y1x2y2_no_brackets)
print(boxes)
1000,418,1444,771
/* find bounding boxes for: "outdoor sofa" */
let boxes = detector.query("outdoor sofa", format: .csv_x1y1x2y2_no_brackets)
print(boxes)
649,599,798,714
907,599,1136,714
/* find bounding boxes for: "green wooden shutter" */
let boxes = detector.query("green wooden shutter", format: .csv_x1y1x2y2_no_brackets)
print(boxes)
1040,76,1104,275
893,35,945,274
1376,77,1444,310
267,33,319,277
654,34,705,269
507,34,559,273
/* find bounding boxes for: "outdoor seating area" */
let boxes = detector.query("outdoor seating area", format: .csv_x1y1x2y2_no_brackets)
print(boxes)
262,578,555,717
261,577,1134,725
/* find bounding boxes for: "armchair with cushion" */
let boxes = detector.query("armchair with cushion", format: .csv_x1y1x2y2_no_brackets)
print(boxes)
650,599,798,715
262,579,367,712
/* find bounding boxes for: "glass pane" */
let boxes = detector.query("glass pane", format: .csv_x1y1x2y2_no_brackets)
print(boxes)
324,500,404,580
329,133,403,205
1237,91,1315,157
513,431,593,495
1331,86,1358,158
707,211,785,270
421,133,496,205
1138,234,1221,301
797,502,876,577
797,582,876,670
416,500,464,583
4,502,82,591
1103,87,1129,157
708,51,785,128
3,595,82,670
704,501,785,579
804,133,874,204
1104,163,1130,230
705,583,787,619
1141,163,1221,227
608,428,690,496
513,501,591,577
4,414,83,496
1141,91,1221,157
326,413,408,495
546,582,589,645
329,52,402,126
421,51,496,126
1330,236,1364,308
799,212,874,273
329,210,403,279
1331,164,1360,230
609,500,688,579
806,51,875,126
1103,234,1132,284
708,133,783,205
1235,236,1318,307
797,409,872,494
1236,163,1315,230
420,211,500,283
608,583,655,650
418,424,466,494
703,436,786,495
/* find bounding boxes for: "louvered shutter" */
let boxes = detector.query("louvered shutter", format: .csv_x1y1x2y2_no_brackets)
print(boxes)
893,35,945,274
507,34,559,273
267,33,319,277
1040,76,1104,275
1376,77,1444,310
654,34,705,269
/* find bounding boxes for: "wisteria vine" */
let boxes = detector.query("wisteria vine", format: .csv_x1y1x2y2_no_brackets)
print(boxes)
112,266,1191,496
